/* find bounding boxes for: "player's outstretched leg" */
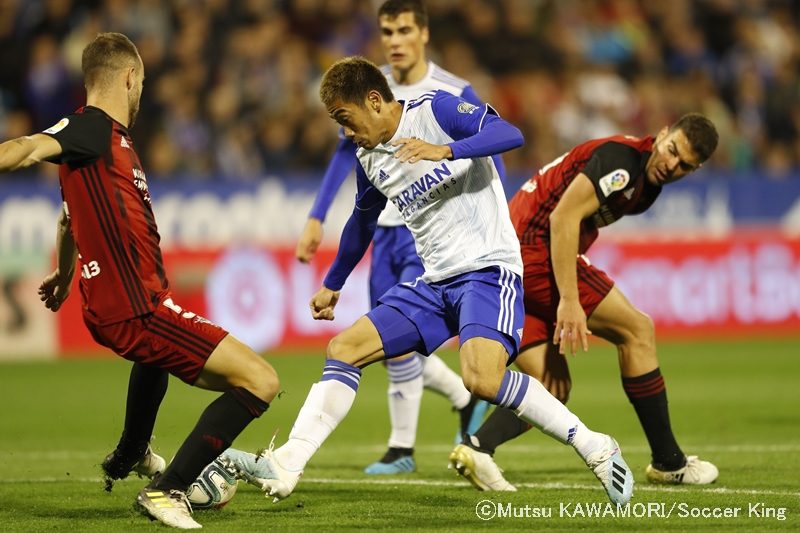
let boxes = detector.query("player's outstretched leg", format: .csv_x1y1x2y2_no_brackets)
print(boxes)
256,316,383,502
511,372,633,504
365,355,421,474
256,360,361,501
458,338,633,505
102,363,169,491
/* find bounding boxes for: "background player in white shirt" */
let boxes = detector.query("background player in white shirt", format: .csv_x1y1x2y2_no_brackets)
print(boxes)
251,56,634,506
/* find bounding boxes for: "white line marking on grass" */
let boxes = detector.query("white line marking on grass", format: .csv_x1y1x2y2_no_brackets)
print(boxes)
8,476,800,499
321,443,800,455
301,478,800,498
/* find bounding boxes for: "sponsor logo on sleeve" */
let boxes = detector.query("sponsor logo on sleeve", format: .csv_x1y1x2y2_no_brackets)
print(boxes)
598,169,630,197
457,102,479,114
43,118,69,134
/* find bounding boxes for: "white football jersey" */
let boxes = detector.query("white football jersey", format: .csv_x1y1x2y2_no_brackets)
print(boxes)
356,91,522,282
377,62,475,227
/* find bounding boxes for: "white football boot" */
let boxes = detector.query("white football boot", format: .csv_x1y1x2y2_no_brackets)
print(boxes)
218,448,269,488
133,447,167,479
646,455,718,484
102,444,166,492
449,444,517,491
135,487,201,529
252,448,303,503
583,435,634,505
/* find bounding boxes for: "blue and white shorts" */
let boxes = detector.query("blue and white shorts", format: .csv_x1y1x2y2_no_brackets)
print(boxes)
366,266,524,363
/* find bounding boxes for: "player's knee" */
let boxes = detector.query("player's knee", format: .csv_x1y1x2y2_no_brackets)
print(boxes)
326,333,361,365
628,311,656,351
326,334,348,359
461,371,501,402
235,357,280,402
254,365,280,402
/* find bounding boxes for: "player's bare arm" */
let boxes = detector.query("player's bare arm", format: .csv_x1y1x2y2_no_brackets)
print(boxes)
296,217,324,263
392,137,452,163
548,173,600,355
0,134,62,172
310,286,341,321
39,205,78,312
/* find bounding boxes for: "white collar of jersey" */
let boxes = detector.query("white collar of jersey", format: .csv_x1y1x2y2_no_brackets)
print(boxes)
387,60,436,92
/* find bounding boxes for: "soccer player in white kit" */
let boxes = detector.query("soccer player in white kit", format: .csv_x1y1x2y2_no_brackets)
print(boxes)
254,57,634,506
295,0,495,474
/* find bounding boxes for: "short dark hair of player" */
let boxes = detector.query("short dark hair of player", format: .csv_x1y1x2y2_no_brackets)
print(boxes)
81,32,141,89
320,56,395,109
670,113,719,163
378,0,428,28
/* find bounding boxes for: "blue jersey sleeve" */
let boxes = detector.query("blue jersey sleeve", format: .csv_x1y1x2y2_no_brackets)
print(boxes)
323,163,387,291
308,136,358,221
430,91,523,160
459,85,507,182
459,84,482,106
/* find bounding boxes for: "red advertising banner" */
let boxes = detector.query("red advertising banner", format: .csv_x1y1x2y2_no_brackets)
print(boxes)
57,231,800,356
58,247,371,356
589,230,800,338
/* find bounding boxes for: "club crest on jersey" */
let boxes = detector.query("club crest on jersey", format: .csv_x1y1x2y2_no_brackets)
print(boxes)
598,169,630,197
457,102,479,114
43,118,69,134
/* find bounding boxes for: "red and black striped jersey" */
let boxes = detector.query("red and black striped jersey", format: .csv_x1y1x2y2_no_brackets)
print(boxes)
43,106,169,325
508,135,661,258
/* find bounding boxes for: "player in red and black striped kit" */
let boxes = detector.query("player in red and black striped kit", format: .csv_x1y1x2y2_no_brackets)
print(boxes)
450,114,722,490
0,33,278,529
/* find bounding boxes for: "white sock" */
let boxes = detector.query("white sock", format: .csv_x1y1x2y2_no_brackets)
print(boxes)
422,353,471,409
513,378,606,461
275,379,358,471
387,378,423,449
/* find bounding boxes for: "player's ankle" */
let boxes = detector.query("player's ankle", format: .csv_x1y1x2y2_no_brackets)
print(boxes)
379,447,413,463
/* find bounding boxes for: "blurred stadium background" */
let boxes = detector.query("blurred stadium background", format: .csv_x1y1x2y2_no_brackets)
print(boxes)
1,0,799,359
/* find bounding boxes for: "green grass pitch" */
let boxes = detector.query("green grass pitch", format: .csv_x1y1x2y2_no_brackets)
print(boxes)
1,338,798,531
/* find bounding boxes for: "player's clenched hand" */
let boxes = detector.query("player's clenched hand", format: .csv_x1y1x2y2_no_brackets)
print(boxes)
392,138,452,163
38,270,72,312
310,286,340,321
553,298,591,356
296,218,323,263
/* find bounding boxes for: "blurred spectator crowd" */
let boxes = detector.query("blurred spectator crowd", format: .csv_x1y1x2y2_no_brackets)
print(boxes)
1,0,799,181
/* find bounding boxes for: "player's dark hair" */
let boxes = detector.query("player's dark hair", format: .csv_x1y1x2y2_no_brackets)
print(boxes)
670,113,719,163
378,0,428,28
320,56,395,108
82,32,141,89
